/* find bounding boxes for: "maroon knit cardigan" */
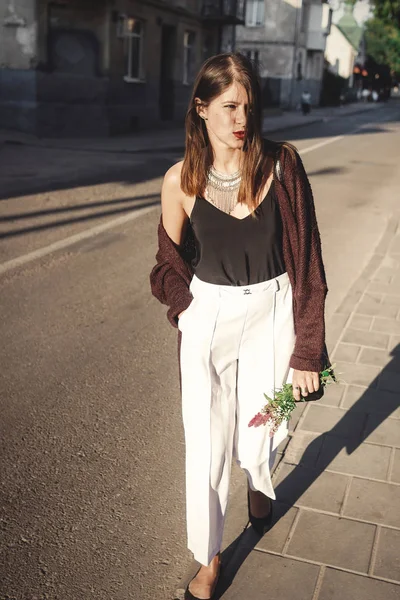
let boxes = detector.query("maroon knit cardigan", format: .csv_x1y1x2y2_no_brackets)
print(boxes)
150,140,329,373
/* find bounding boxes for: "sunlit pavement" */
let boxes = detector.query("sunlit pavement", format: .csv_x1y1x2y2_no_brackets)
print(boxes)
1,101,399,600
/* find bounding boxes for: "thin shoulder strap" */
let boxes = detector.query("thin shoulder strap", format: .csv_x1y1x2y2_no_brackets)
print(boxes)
263,138,283,183
272,141,283,183
275,158,282,182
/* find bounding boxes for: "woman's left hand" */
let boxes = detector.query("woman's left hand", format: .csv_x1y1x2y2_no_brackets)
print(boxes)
292,370,320,401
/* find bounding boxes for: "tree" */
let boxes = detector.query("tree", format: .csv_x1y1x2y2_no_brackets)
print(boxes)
365,18,400,74
371,0,400,28
365,1,400,76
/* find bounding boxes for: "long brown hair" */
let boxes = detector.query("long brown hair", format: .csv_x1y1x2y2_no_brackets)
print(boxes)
181,52,271,210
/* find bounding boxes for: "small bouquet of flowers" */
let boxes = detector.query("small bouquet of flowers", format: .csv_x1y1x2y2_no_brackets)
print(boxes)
248,365,338,436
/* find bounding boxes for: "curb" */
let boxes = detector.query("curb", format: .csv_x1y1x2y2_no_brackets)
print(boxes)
0,104,384,157
0,117,332,155
261,102,385,138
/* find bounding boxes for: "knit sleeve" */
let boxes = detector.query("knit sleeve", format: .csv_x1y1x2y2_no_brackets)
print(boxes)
150,255,193,328
283,147,329,372
149,220,194,328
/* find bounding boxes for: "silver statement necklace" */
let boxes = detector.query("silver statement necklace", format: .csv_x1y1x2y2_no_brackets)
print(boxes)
206,165,242,215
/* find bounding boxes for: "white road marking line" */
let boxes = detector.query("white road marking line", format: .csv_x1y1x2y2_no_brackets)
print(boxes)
0,205,155,276
300,117,398,155
0,115,394,275
300,135,345,155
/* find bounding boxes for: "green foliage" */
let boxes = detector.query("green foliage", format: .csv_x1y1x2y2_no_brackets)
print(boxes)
365,17,400,74
261,365,338,431
262,384,297,422
371,0,400,28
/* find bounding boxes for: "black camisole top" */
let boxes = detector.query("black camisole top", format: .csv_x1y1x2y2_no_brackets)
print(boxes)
190,180,286,286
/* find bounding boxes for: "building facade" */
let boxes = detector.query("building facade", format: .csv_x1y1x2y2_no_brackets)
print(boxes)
325,23,358,81
0,0,245,137
325,4,363,83
235,0,332,108
324,1,365,101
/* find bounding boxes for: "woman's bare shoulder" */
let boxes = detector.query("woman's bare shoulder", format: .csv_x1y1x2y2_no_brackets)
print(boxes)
162,159,195,213
161,161,188,244
163,160,184,192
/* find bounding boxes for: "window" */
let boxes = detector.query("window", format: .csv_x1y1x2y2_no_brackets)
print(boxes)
183,31,196,85
245,50,259,73
245,0,265,27
118,16,144,81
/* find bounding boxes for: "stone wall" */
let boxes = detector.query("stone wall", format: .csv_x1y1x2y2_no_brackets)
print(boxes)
0,0,38,133
0,0,38,69
0,0,37,69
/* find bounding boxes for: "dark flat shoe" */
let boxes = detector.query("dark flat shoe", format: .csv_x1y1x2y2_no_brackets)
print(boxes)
184,558,221,600
185,585,216,600
247,490,273,536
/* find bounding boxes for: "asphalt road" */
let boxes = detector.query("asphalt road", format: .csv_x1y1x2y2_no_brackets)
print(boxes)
1,102,400,600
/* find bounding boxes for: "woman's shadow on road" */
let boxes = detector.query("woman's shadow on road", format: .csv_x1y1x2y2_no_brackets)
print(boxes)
214,343,400,598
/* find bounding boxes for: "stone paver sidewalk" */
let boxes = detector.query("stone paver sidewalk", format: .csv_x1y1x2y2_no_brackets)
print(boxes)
176,214,400,599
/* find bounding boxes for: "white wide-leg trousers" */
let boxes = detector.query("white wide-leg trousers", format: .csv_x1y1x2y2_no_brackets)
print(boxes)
179,272,296,566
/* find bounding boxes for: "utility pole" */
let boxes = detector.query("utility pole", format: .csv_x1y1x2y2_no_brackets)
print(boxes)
290,0,302,109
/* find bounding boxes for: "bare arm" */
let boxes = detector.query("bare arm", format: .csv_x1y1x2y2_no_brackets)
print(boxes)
160,162,191,320
161,162,188,246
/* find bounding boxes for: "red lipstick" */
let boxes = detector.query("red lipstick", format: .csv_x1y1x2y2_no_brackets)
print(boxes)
233,131,245,139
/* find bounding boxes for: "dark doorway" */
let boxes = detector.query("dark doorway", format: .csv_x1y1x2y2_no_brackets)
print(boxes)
48,29,99,76
159,25,176,120
47,3,101,76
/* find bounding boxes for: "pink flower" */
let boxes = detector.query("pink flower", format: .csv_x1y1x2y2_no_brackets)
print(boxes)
248,365,338,436
248,411,271,428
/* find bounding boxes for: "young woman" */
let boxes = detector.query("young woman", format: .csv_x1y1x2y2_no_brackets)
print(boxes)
150,53,328,600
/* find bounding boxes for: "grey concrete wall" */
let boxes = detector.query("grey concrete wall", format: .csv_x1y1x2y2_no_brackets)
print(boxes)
0,0,38,69
0,68,37,133
236,0,298,46
236,0,300,107
0,0,220,136
36,71,109,137
0,0,111,136
0,0,39,134
0,68,110,137
236,0,325,108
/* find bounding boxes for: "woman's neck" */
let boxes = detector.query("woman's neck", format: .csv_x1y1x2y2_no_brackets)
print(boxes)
212,147,243,175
